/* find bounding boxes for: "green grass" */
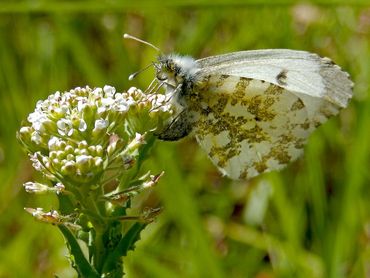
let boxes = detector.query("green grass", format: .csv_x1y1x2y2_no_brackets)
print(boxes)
0,1,369,277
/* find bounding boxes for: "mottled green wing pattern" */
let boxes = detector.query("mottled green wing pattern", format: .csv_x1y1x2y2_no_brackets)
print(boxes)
188,74,339,179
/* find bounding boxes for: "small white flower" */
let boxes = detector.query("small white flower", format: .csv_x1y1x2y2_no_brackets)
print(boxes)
91,87,103,96
101,97,115,107
94,119,109,130
127,87,138,94
97,106,107,114
103,85,116,97
19,126,32,134
114,92,123,99
57,118,73,136
77,99,87,112
114,99,130,112
67,128,74,137
126,98,136,107
31,131,42,144
35,99,44,109
29,153,44,171
48,136,60,150
78,119,87,132
27,111,42,124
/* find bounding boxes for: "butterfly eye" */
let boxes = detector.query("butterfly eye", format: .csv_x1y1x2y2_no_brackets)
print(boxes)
174,67,181,76
165,60,176,71
156,72,167,81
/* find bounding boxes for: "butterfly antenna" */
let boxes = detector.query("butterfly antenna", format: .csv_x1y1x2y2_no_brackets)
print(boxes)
128,63,154,80
123,33,161,52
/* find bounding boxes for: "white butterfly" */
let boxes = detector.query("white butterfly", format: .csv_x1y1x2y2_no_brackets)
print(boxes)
125,35,353,180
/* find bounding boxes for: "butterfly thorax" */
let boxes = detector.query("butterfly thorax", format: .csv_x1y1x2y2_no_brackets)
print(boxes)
155,54,208,141
156,54,200,101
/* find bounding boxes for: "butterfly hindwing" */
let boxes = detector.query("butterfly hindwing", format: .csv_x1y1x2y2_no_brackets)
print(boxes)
189,74,329,179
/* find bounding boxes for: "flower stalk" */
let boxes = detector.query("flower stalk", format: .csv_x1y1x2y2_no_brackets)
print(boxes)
18,85,174,277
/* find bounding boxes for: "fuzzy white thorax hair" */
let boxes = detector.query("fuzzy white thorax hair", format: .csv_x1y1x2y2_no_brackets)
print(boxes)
169,54,199,79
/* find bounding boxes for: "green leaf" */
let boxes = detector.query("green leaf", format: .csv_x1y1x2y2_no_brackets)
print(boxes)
102,222,146,274
58,225,100,278
58,194,76,215
117,134,156,192
136,134,156,169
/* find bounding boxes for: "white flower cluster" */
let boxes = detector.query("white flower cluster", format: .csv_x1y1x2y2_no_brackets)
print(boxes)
23,86,132,146
18,85,173,188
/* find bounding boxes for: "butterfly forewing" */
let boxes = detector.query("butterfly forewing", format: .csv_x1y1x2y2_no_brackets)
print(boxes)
196,49,352,108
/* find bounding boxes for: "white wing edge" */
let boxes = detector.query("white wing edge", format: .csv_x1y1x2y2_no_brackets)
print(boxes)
196,49,353,109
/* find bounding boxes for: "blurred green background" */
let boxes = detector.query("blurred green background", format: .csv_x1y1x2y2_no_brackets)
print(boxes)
0,1,369,277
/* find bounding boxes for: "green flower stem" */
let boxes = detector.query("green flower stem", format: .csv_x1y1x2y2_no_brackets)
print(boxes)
93,226,105,272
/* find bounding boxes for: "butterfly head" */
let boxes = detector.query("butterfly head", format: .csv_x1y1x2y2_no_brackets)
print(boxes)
155,54,199,89
123,34,199,90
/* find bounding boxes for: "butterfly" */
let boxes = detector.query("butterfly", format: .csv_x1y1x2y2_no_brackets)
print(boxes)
125,35,353,180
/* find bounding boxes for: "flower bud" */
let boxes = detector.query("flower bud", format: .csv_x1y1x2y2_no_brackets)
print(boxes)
107,135,120,156
78,141,88,149
92,119,109,138
65,145,74,154
56,150,65,160
61,161,76,176
94,157,103,168
25,207,61,224
75,155,93,173
80,103,97,127
66,154,75,161
125,133,146,153
54,183,65,194
18,126,33,141
78,149,89,156
23,182,51,194
95,145,103,157
49,151,58,159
